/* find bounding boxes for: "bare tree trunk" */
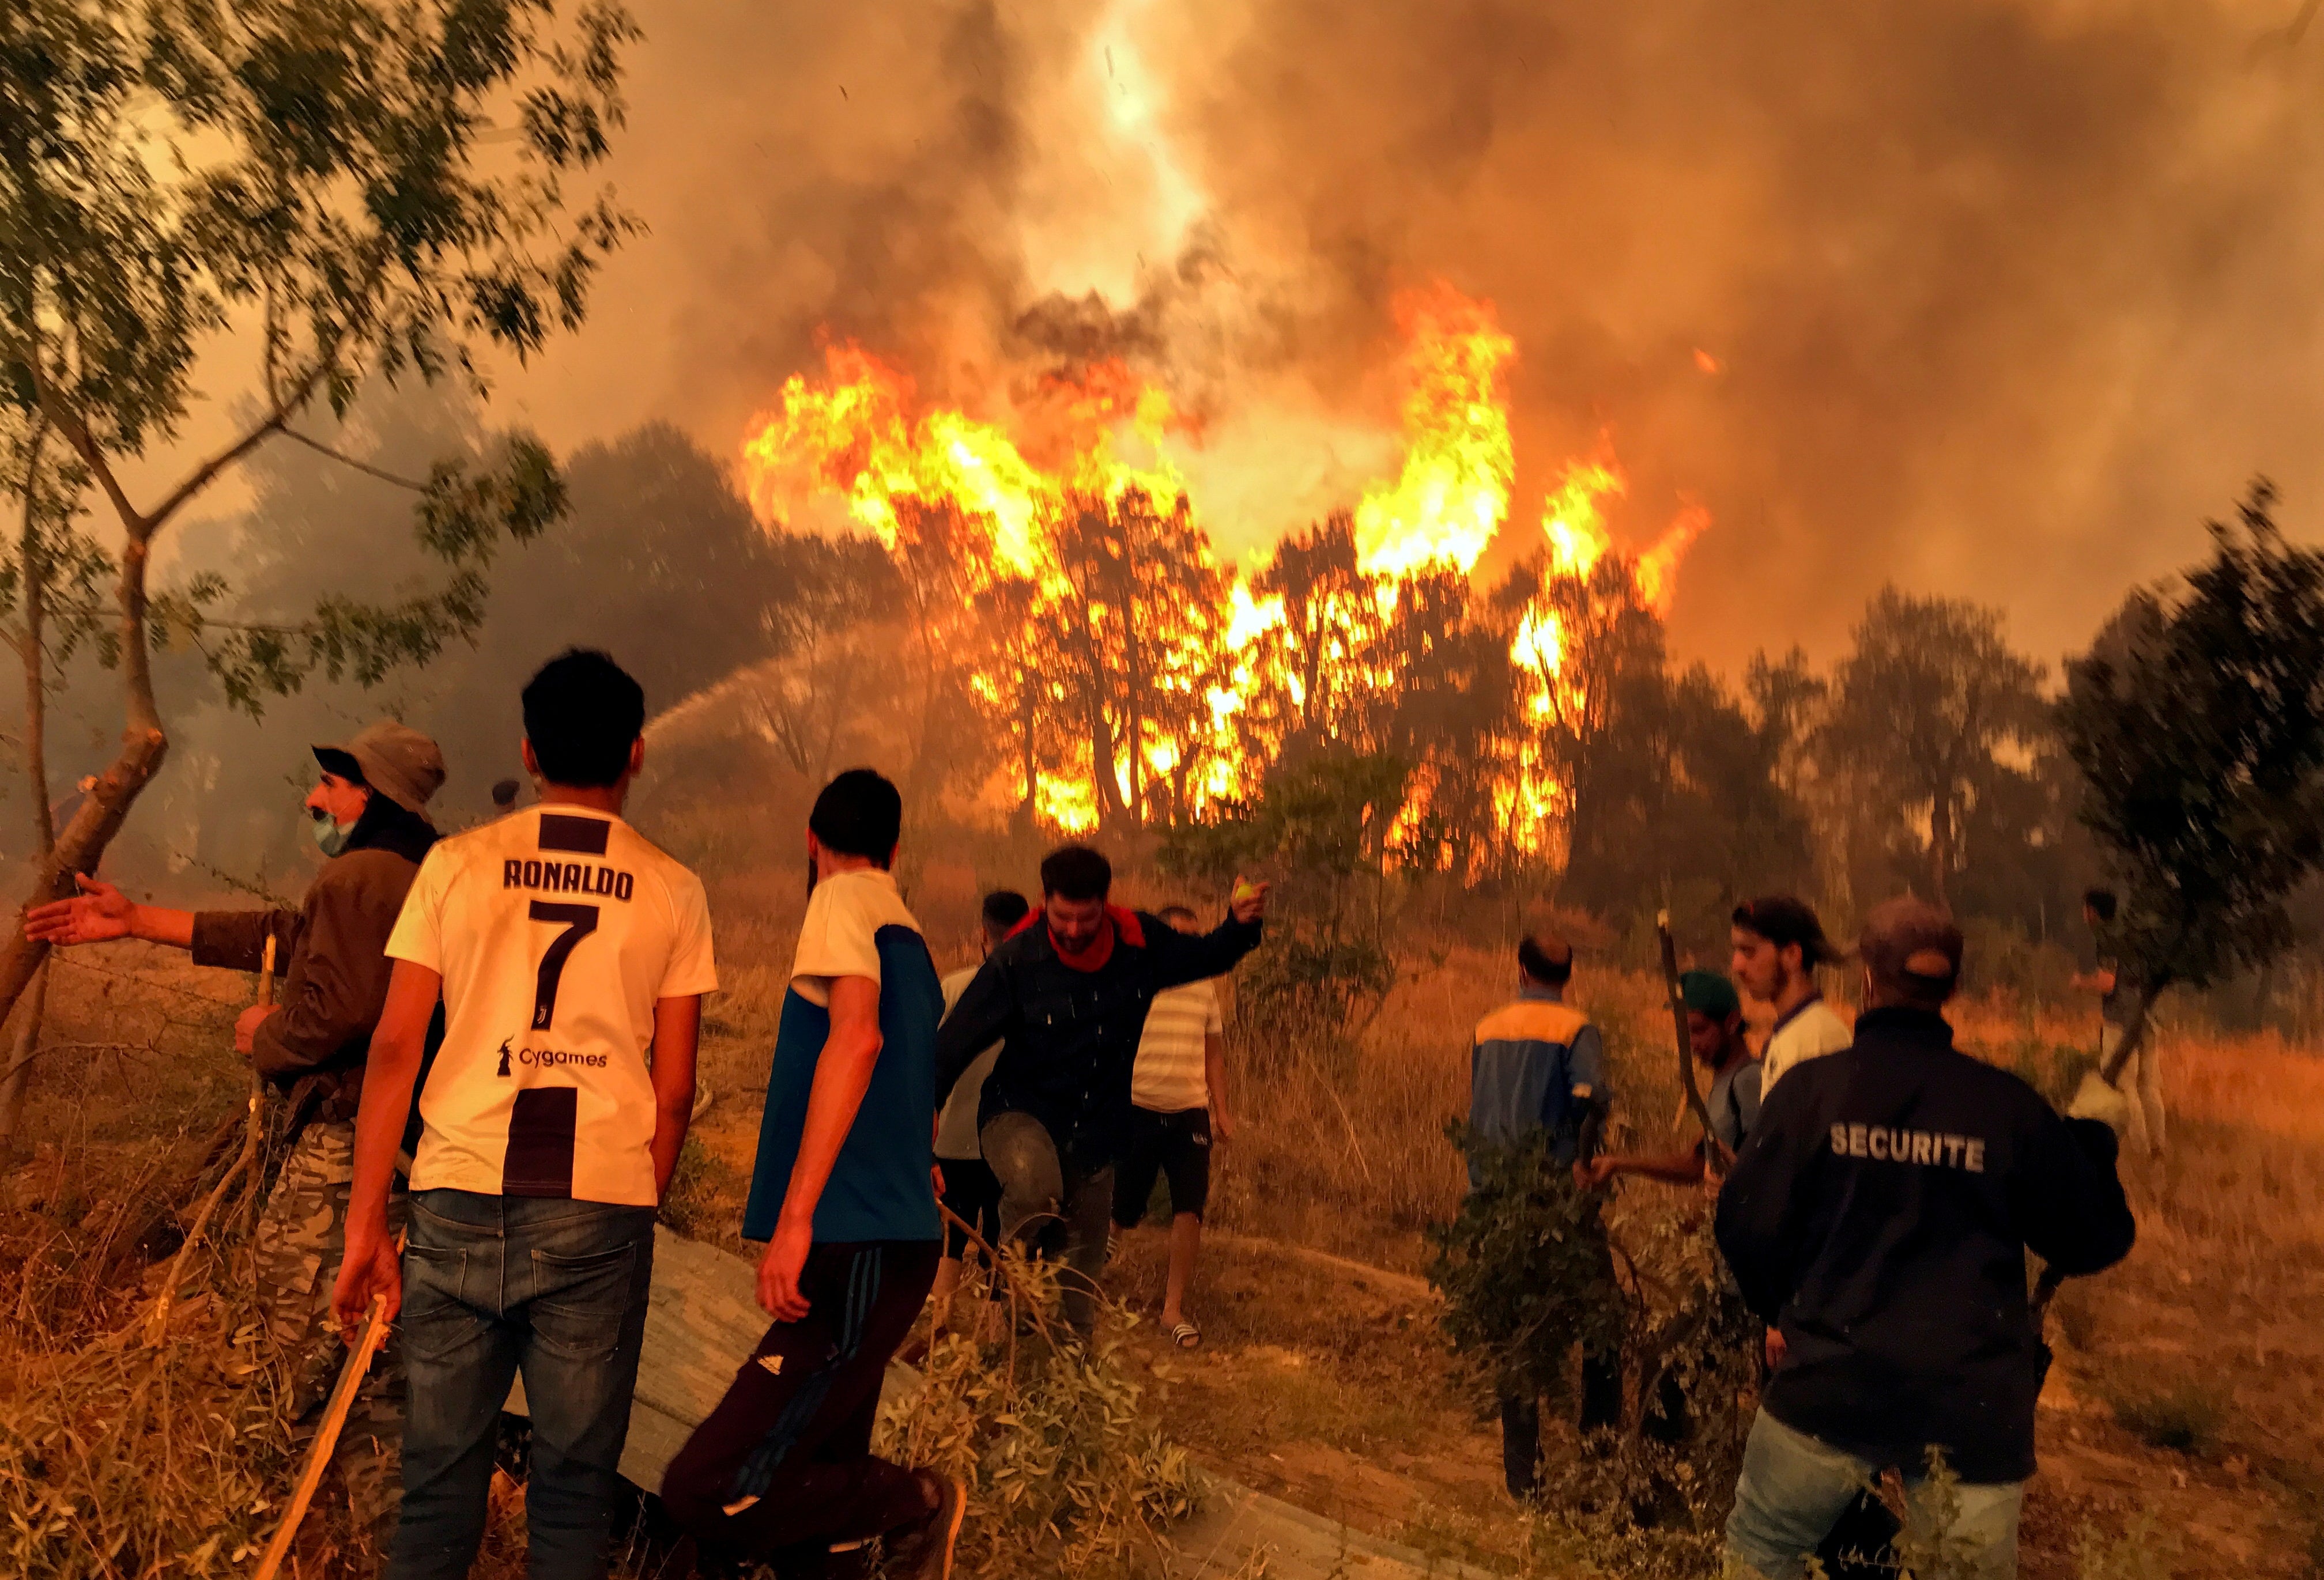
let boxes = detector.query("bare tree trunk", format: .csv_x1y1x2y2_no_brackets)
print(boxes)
1017,667,1038,832
0,964,50,1156
1929,792,1955,913
0,521,168,1034
0,429,56,1154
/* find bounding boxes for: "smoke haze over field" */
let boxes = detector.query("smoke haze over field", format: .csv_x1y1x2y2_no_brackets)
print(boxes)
157,0,2324,672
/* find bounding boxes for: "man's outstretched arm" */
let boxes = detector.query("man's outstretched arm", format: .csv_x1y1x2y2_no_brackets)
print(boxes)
1144,880,1271,991
935,956,1017,1106
25,874,199,950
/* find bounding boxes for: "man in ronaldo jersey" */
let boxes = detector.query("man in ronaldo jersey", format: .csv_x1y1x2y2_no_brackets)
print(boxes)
661,768,963,1580
333,649,716,1580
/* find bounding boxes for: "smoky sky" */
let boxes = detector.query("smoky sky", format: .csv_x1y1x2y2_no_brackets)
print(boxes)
482,0,2324,676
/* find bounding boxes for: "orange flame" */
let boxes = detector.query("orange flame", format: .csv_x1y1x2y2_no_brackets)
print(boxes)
1352,283,1516,578
737,285,1711,860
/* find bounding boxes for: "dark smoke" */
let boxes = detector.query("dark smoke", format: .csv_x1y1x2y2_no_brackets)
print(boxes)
517,0,2324,669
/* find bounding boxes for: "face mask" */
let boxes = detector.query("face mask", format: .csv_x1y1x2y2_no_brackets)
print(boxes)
311,812,354,858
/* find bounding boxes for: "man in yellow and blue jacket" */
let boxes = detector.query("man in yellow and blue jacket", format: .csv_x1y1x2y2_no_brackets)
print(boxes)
1466,933,1614,1499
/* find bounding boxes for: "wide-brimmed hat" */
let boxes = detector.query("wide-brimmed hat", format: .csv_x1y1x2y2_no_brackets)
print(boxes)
314,721,445,818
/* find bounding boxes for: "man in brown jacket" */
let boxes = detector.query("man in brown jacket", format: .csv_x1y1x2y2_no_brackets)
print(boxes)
27,720,446,1540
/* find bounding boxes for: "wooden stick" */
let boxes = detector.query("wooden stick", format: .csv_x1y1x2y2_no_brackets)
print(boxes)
147,935,276,1344
1658,910,1733,1171
251,1291,388,1580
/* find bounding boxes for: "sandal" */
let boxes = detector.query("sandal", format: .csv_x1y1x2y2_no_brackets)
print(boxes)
1168,1320,1202,1350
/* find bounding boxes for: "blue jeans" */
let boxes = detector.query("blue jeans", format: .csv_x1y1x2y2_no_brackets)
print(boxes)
1726,1409,2024,1579
387,1189,658,1580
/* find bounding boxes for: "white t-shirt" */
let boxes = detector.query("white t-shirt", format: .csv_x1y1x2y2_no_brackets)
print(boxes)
1131,978,1223,1113
788,867,916,1006
1759,996,1853,1094
388,807,717,1207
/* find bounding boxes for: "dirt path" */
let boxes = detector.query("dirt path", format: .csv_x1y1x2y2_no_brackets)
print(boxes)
1107,1227,2315,1578
1168,1474,1500,1579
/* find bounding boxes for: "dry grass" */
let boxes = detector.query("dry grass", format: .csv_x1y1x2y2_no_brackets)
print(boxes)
9,859,2324,1577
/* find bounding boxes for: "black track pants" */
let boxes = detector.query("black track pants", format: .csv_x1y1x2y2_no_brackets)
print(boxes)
661,1241,941,1560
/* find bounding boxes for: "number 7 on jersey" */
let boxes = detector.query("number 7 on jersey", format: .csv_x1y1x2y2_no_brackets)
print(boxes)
530,901,601,1030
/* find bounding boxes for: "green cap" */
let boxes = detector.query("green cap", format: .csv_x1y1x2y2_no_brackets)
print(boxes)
1679,969,1741,1019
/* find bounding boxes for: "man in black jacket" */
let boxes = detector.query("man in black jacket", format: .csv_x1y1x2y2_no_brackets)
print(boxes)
935,845,1267,1333
1714,898,2134,1579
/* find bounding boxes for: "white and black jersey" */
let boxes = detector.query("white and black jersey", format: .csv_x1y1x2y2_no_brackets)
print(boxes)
387,806,717,1206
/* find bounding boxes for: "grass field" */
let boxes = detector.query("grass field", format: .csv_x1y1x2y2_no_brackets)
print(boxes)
3,846,2322,1575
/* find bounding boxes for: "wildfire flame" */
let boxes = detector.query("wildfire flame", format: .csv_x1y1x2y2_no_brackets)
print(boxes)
737,285,1708,856
1352,284,1516,579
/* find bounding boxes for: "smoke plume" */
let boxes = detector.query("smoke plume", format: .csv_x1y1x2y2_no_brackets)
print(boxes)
506,0,2324,668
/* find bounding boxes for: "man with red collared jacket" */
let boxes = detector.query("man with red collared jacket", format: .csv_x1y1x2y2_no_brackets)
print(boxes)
935,845,1267,1335
1714,898,2134,1579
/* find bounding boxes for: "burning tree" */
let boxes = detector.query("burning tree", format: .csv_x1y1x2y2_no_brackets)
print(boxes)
738,285,1723,882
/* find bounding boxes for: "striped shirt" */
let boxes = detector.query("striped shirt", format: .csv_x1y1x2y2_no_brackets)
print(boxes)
1130,978,1222,1113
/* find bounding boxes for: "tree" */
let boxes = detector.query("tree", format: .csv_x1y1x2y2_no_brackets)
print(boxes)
1510,553,1668,895
0,417,101,1150
1245,512,1388,753
0,0,637,1025
1816,588,2048,911
2059,481,2324,1084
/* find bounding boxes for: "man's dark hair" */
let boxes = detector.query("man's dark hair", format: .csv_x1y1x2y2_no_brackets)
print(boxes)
1158,904,1198,929
1039,844,1112,901
980,889,1031,933
1517,933,1573,987
1859,897,1964,1012
2083,887,2118,923
522,649,644,788
1732,895,1843,967
809,769,903,867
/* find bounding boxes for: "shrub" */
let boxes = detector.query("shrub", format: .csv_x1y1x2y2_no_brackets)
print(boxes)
2104,1380,2226,1456
878,1253,1202,1576
1427,1129,1760,1577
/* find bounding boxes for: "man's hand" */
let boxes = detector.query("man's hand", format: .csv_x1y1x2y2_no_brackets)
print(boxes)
25,874,133,945
1575,1156,1617,1189
233,1003,276,1054
1764,1326,1789,1371
931,1161,946,1199
331,1226,402,1340
758,1216,814,1321
1228,876,1271,925
1211,1106,1236,1144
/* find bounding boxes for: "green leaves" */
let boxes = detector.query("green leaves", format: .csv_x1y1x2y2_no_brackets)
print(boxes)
2061,479,2324,995
1816,586,2050,909
152,432,569,717
1428,1126,1626,1405
2,0,637,489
